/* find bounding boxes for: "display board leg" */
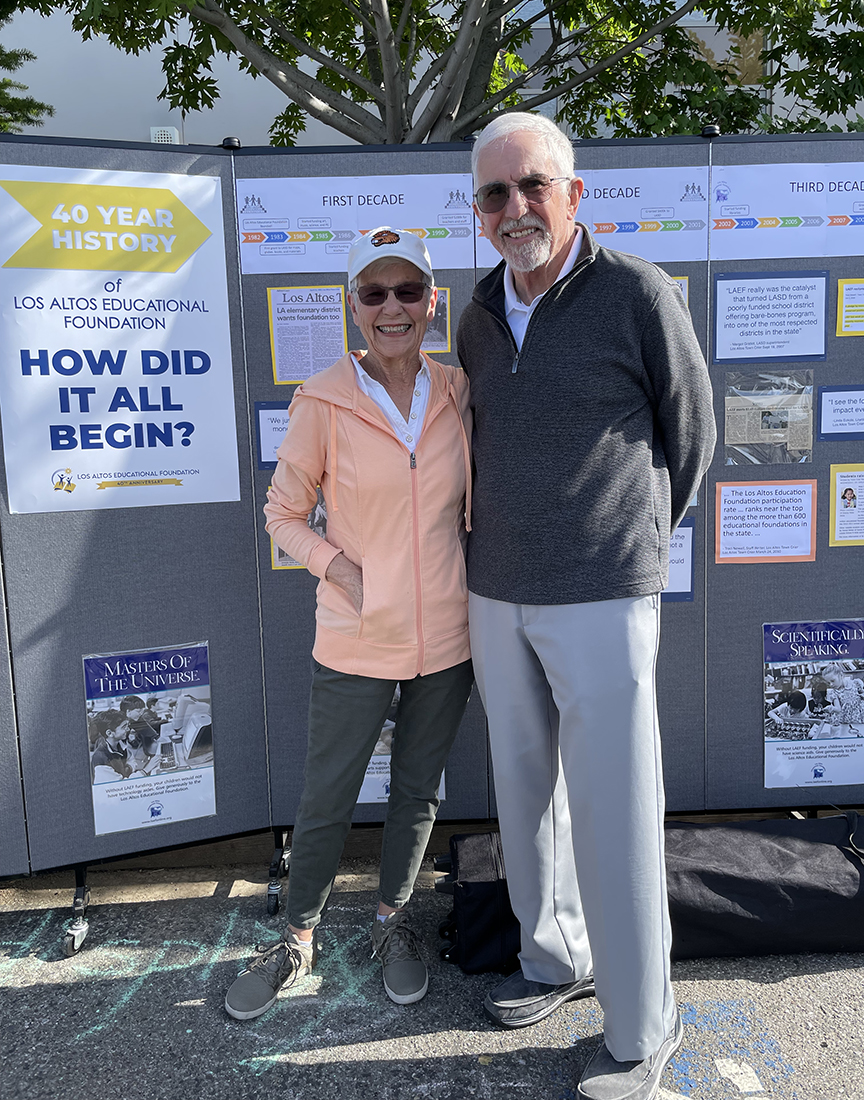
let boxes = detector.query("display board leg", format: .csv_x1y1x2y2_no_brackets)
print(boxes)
266,827,291,916
63,864,90,956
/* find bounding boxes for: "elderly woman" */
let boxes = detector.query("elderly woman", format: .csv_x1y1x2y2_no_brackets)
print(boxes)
225,228,473,1021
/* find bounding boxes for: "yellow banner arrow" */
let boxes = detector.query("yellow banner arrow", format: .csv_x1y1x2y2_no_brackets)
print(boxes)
0,182,211,273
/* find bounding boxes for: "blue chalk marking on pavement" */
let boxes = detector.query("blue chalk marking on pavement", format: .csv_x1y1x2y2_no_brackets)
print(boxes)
236,927,382,1076
72,937,213,1041
197,908,239,982
0,911,55,958
667,1000,797,1099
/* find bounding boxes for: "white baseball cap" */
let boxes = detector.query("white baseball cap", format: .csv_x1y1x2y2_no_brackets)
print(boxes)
347,226,434,284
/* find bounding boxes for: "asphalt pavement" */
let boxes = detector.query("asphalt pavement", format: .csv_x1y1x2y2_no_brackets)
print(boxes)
1,830,862,1100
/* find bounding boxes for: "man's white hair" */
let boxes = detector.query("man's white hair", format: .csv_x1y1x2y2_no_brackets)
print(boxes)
471,112,575,183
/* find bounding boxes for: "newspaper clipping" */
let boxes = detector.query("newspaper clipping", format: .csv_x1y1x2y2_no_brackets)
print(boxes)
724,370,813,464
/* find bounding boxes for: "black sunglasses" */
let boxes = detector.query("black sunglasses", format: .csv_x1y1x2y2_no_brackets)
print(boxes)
355,281,429,306
474,174,569,214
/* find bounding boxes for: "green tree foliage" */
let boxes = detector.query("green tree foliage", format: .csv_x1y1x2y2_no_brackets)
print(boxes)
12,0,864,143
0,13,53,131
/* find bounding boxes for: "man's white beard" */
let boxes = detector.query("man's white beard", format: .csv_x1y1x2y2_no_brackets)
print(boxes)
497,213,552,271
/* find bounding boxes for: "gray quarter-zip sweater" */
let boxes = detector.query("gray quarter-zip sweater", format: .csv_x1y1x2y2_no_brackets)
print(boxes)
457,223,716,605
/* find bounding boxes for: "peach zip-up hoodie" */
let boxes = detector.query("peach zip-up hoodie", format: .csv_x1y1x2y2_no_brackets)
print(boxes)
264,352,472,680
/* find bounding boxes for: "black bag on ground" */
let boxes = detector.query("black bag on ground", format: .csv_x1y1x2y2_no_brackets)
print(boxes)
435,831,520,975
437,814,864,972
665,812,864,960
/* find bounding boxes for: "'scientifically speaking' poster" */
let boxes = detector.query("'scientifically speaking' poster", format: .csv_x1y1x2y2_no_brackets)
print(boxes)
764,620,864,788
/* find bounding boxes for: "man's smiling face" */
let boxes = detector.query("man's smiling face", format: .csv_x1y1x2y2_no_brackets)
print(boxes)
473,130,582,273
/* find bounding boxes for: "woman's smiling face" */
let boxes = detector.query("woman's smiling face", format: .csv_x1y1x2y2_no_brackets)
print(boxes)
348,258,436,367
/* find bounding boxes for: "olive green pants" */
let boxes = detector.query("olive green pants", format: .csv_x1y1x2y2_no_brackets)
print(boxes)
286,658,474,929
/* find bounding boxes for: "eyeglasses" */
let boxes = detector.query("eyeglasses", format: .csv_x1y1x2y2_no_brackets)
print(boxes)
474,174,569,214
355,281,429,306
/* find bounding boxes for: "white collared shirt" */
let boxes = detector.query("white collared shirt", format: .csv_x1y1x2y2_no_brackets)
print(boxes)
504,227,583,351
352,354,430,451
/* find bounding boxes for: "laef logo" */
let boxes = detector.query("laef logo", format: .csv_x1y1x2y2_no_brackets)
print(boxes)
148,801,165,819
51,467,75,493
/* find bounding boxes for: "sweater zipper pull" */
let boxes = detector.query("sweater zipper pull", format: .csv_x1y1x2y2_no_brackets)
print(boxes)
410,451,416,469
511,352,519,374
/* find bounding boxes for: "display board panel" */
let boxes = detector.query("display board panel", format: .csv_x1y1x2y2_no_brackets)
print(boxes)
706,135,864,810
233,145,490,826
0,138,270,870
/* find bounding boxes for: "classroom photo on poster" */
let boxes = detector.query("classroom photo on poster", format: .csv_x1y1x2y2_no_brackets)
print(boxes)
0,165,240,514
84,642,215,835
764,620,864,788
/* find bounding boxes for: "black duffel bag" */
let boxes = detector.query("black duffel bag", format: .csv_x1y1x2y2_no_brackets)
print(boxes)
437,813,864,973
665,811,864,960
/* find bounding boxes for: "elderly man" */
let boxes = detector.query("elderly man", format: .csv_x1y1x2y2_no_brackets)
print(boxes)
457,113,715,1100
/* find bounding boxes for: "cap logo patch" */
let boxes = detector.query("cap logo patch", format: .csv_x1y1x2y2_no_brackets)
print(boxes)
371,230,401,246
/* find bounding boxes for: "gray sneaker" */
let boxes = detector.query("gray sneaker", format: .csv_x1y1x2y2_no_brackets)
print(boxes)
577,1007,683,1100
484,969,596,1028
224,931,317,1020
370,911,428,1004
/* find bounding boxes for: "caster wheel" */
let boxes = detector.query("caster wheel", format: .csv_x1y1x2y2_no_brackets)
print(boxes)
266,892,280,916
438,919,456,940
439,943,458,963
63,924,88,956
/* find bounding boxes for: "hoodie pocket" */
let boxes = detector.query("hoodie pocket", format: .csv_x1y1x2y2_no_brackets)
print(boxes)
316,573,361,638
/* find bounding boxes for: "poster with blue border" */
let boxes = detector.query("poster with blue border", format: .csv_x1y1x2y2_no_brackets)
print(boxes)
84,641,215,834
763,620,864,789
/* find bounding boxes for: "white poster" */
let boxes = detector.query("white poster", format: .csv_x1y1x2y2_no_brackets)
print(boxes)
267,285,348,384
84,642,215,835
662,519,694,602
709,162,864,261
714,273,826,362
237,175,475,274
715,481,817,563
578,166,709,263
818,386,864,439
0,165,239,514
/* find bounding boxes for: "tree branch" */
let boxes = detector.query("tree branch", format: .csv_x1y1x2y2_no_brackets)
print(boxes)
395,0,415,45
369,0,404,140
406,0,490,142
455,0,700,135
336,0,378,37
188,0,386,142
252,5,383,103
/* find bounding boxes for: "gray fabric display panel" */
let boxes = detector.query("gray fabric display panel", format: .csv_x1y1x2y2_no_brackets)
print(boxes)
706,135,864,809
0,548,27,876
235,145,490,825
0,138,270,870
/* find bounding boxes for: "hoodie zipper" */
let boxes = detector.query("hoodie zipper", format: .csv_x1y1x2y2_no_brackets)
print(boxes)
474,243,594,376
409,449,424,674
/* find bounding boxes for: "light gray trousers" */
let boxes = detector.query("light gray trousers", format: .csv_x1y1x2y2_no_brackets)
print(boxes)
469,591,675,1061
